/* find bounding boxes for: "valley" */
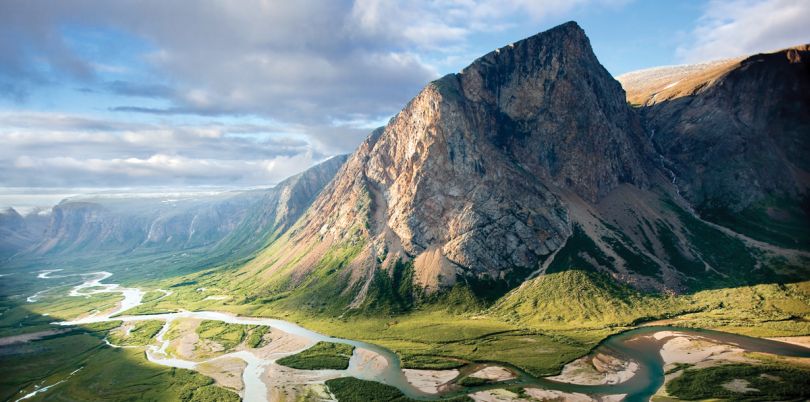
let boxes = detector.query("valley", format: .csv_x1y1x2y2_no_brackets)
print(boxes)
2,266,809,401
1,20,809,402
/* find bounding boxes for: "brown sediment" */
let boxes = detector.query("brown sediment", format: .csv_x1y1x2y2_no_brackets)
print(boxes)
547,353,638,385
196,357,247,391
402,368,460,394
467,365,516,382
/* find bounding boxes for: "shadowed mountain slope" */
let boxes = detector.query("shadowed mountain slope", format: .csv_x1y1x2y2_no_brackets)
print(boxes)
619,45,810,250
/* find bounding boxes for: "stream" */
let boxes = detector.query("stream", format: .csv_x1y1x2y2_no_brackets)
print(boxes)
33,270,810,402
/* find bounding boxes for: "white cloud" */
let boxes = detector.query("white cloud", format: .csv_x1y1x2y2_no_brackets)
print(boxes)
677,0,810,63
8,152,325,187
0,0,636,189
0,111,325,187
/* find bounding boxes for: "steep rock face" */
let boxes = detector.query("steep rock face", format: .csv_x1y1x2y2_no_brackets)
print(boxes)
32,198,249,255
0,208,49,259
27,156,346,258
208,154,349,257
455,23,652,202
266,22,656,297
619,46,810,250
620,45,810,212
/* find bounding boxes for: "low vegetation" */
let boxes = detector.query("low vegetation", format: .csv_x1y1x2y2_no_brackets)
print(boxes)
666,363,810,401
195,320,251,350
246,325,271,348
325,377,472,402
277,341,355,370
457,376,494,387
107,320,163,346
0,321,238,402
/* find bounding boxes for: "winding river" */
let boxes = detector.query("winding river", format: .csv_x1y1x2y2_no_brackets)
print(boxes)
33,270,810,402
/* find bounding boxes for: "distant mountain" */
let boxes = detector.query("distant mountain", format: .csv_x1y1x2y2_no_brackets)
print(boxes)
618,45,810,249
0,207,49,260
233,23,809,315
2,156,347,270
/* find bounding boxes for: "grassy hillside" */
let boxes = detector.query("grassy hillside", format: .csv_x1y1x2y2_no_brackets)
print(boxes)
490,270,692,329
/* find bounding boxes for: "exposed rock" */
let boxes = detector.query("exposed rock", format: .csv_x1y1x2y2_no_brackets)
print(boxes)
263,21,657,301
20,156,346,260
0,207,49,259
619,45,810,213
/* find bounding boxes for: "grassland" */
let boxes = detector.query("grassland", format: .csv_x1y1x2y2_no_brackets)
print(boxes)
325,377,473,402
666,363,810,401
0,287,122,337
3,217,806,401
107,320,163,346
121,262,810,379
0,314,238,402
276,341,355,370
196,320,252,350
457,376,495,387
246,325,271,348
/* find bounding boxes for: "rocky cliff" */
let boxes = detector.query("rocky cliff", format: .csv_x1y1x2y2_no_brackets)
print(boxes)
20,156,346,261
619,45,810,249
241,22,697,309
238,24,810,313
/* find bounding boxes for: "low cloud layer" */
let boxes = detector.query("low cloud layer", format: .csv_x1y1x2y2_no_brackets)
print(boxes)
0,111,327,187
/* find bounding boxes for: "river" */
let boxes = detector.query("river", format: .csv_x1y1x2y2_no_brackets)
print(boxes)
33,270,810,402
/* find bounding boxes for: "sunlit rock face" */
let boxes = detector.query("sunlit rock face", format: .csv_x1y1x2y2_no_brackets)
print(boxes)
285,21,655,290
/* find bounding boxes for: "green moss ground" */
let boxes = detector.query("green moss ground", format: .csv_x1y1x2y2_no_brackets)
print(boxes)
107,320,163,346
0,318,238,402
277,341,355,370
666,363,810,401
325,377,472,402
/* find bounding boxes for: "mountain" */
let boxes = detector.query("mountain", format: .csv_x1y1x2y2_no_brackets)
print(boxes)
234,23,809,315
3,156,347,271
0,207,49,259
618,45,810,250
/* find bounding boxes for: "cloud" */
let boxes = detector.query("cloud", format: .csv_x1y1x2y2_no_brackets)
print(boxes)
8,153,324,187
0,0,635,190
0,111,325,187
677,0,810,63
0,0,631,121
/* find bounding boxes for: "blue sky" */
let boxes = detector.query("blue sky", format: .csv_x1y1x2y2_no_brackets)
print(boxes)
0,0,808,203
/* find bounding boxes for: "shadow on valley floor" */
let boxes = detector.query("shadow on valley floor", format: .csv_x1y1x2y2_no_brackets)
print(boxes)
0,304,239,402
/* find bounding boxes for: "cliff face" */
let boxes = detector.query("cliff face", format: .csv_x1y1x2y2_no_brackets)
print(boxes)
619,45,810,249
256,22,660,299
24,156,346,258
620,45,810,212
0,208,48,260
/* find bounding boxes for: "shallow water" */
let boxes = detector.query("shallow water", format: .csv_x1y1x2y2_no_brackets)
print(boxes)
37,271,810,402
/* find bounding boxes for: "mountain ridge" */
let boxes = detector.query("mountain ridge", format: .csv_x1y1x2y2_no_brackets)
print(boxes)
228,22,809,315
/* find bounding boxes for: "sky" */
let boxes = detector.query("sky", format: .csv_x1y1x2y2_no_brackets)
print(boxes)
1,0,808,207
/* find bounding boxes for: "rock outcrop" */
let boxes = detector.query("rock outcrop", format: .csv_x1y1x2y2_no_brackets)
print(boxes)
0,207,49,260
254,22,660,300
618,45,810,213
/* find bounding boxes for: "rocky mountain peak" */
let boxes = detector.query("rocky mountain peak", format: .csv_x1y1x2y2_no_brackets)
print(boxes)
259,21,657,300
443,19,652,202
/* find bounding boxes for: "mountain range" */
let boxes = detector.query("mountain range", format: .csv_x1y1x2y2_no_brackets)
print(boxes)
3,22,808,314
